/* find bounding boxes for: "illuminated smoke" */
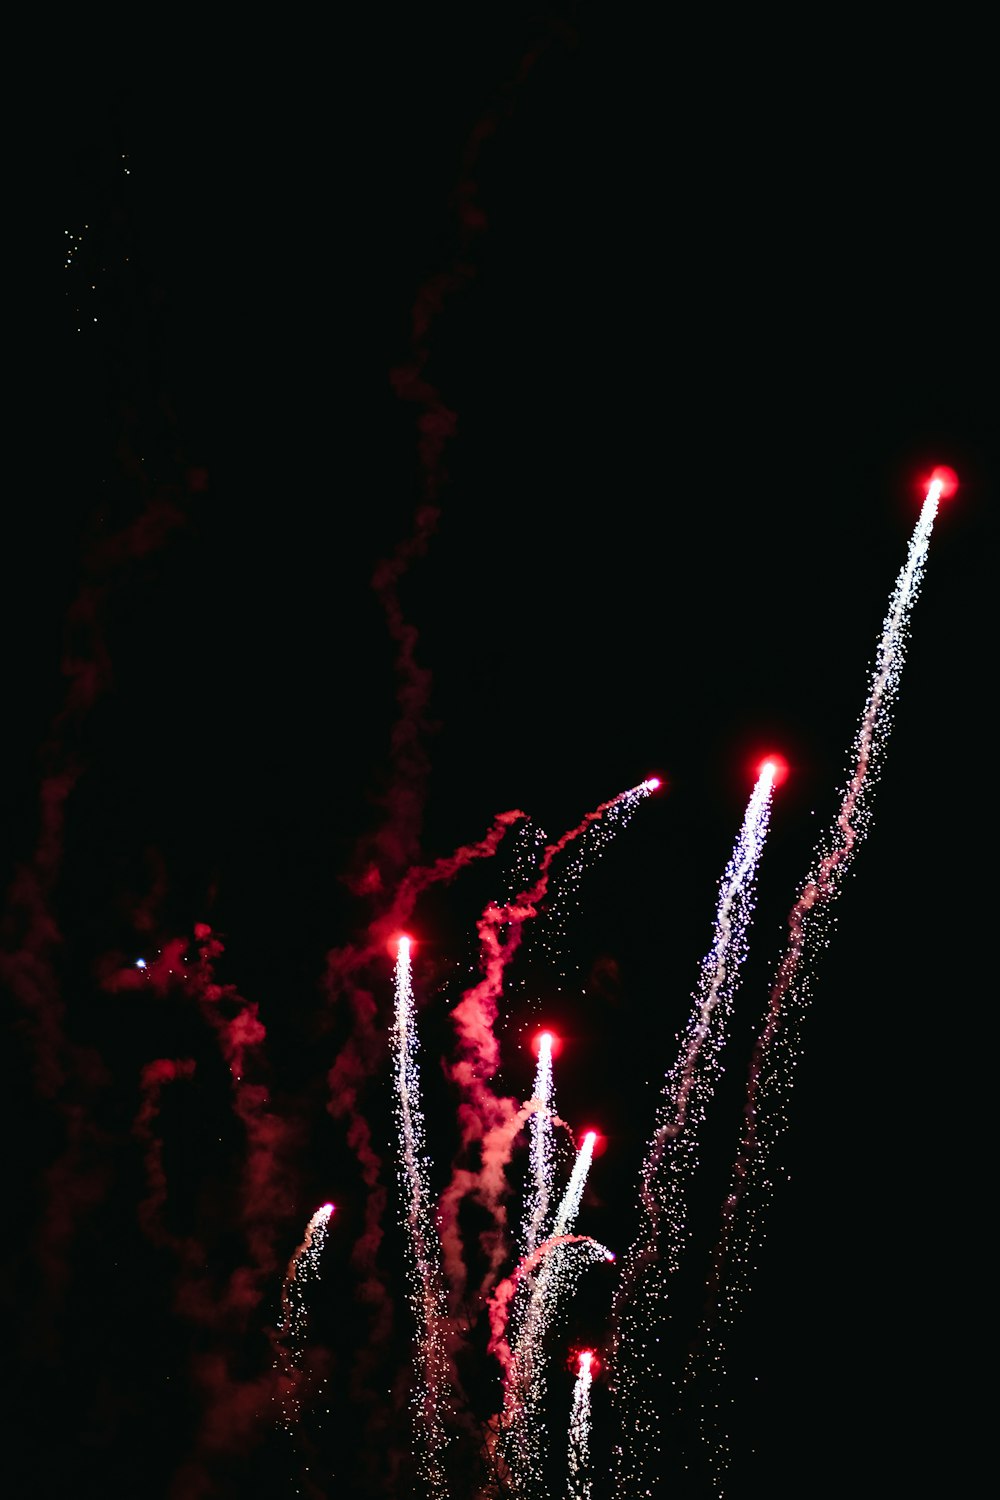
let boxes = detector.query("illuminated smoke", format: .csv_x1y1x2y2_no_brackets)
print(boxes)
566,1350,595,1500
390,936,453,1497
440,779,659,1308
322,808,525,1468
610,760,778,1491
688,478,949,1487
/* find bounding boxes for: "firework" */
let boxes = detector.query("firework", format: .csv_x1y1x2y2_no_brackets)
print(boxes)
687,471,957,1487
439,777,660,1307
610,757,780,1491
566,1350,596,1500
275,1203,335,1431
499,1127,607,1491
391,935,453,1497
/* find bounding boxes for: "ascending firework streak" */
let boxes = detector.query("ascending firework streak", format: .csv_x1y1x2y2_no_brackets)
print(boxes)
690,468,957,1487
566,1350,596,1500
609,758,780,1491
440,777,660,1306
501,1129,603,1492
275,1202,335,1430
521,1032,555,1258
391,936,453,1498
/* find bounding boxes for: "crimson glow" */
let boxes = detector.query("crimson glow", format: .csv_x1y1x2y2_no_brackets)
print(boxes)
531,1029,562,1059
757,754,789,788
580,1128,607,1157
388,931,414,961
927,464,959,501
566,1345,601,1376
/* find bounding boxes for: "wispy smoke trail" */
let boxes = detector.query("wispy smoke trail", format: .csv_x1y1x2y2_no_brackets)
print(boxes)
108,926,302,1495
323,810,525,1473
486,1234,615,1377
440,781,659,1309
1,480,186,1351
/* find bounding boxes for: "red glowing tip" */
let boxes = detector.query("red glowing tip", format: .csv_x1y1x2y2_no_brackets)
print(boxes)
322,1202,336,1214
531,1029,562,1059
579,1128,607,1157
566,1344,601,1376
757,753,789,788
387,931,414,961
927,464,959,501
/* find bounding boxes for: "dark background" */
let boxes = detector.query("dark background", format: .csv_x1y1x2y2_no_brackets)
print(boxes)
6,17,993,1498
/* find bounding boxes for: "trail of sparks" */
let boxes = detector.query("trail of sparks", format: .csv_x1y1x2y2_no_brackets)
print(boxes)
566,1351,595,1500
610,761,778,1493
486,1233,615,1378
441,778,658,1307
322,807,525,1472
521,1032,555,1258
690,480,947,1489
275,1203,335,1432
501,1131,603,1493
391,936,453,1498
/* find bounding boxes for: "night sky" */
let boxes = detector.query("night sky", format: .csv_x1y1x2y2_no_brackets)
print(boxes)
7,22,993,1499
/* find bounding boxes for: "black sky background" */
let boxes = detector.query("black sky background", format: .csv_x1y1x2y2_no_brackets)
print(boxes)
6,19,995,1499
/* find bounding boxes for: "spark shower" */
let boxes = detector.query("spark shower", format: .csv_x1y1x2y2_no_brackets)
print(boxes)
275,470,955,1496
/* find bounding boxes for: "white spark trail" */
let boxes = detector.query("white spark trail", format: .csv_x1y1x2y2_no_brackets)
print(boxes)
691,483,946,1489
521,1032,555,1258
391,936,452,1498
610,762,777,1494
274,1202,335,1432
502,1131,602,1492
566,1351,595,1500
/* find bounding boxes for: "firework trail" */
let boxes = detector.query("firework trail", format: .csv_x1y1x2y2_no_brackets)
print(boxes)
501,1130,603,1492
521,1031,556,1258
275,1203,336,1431
486,1234,616,1378
609,758,779,1491
689,469,956,1487
566,1350,596,1500
322,808,525,1476
440,778,659,1308
320,42,552,1472
391,935,454,1497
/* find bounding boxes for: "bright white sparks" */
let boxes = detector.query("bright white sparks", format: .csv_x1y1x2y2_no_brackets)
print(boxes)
391,937,453,1498
503,1130,603,1492
275,1202,335,1431
566,1351,595,1500
522,1033,555,1258
610,761,777,1495
688,487,945,1490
